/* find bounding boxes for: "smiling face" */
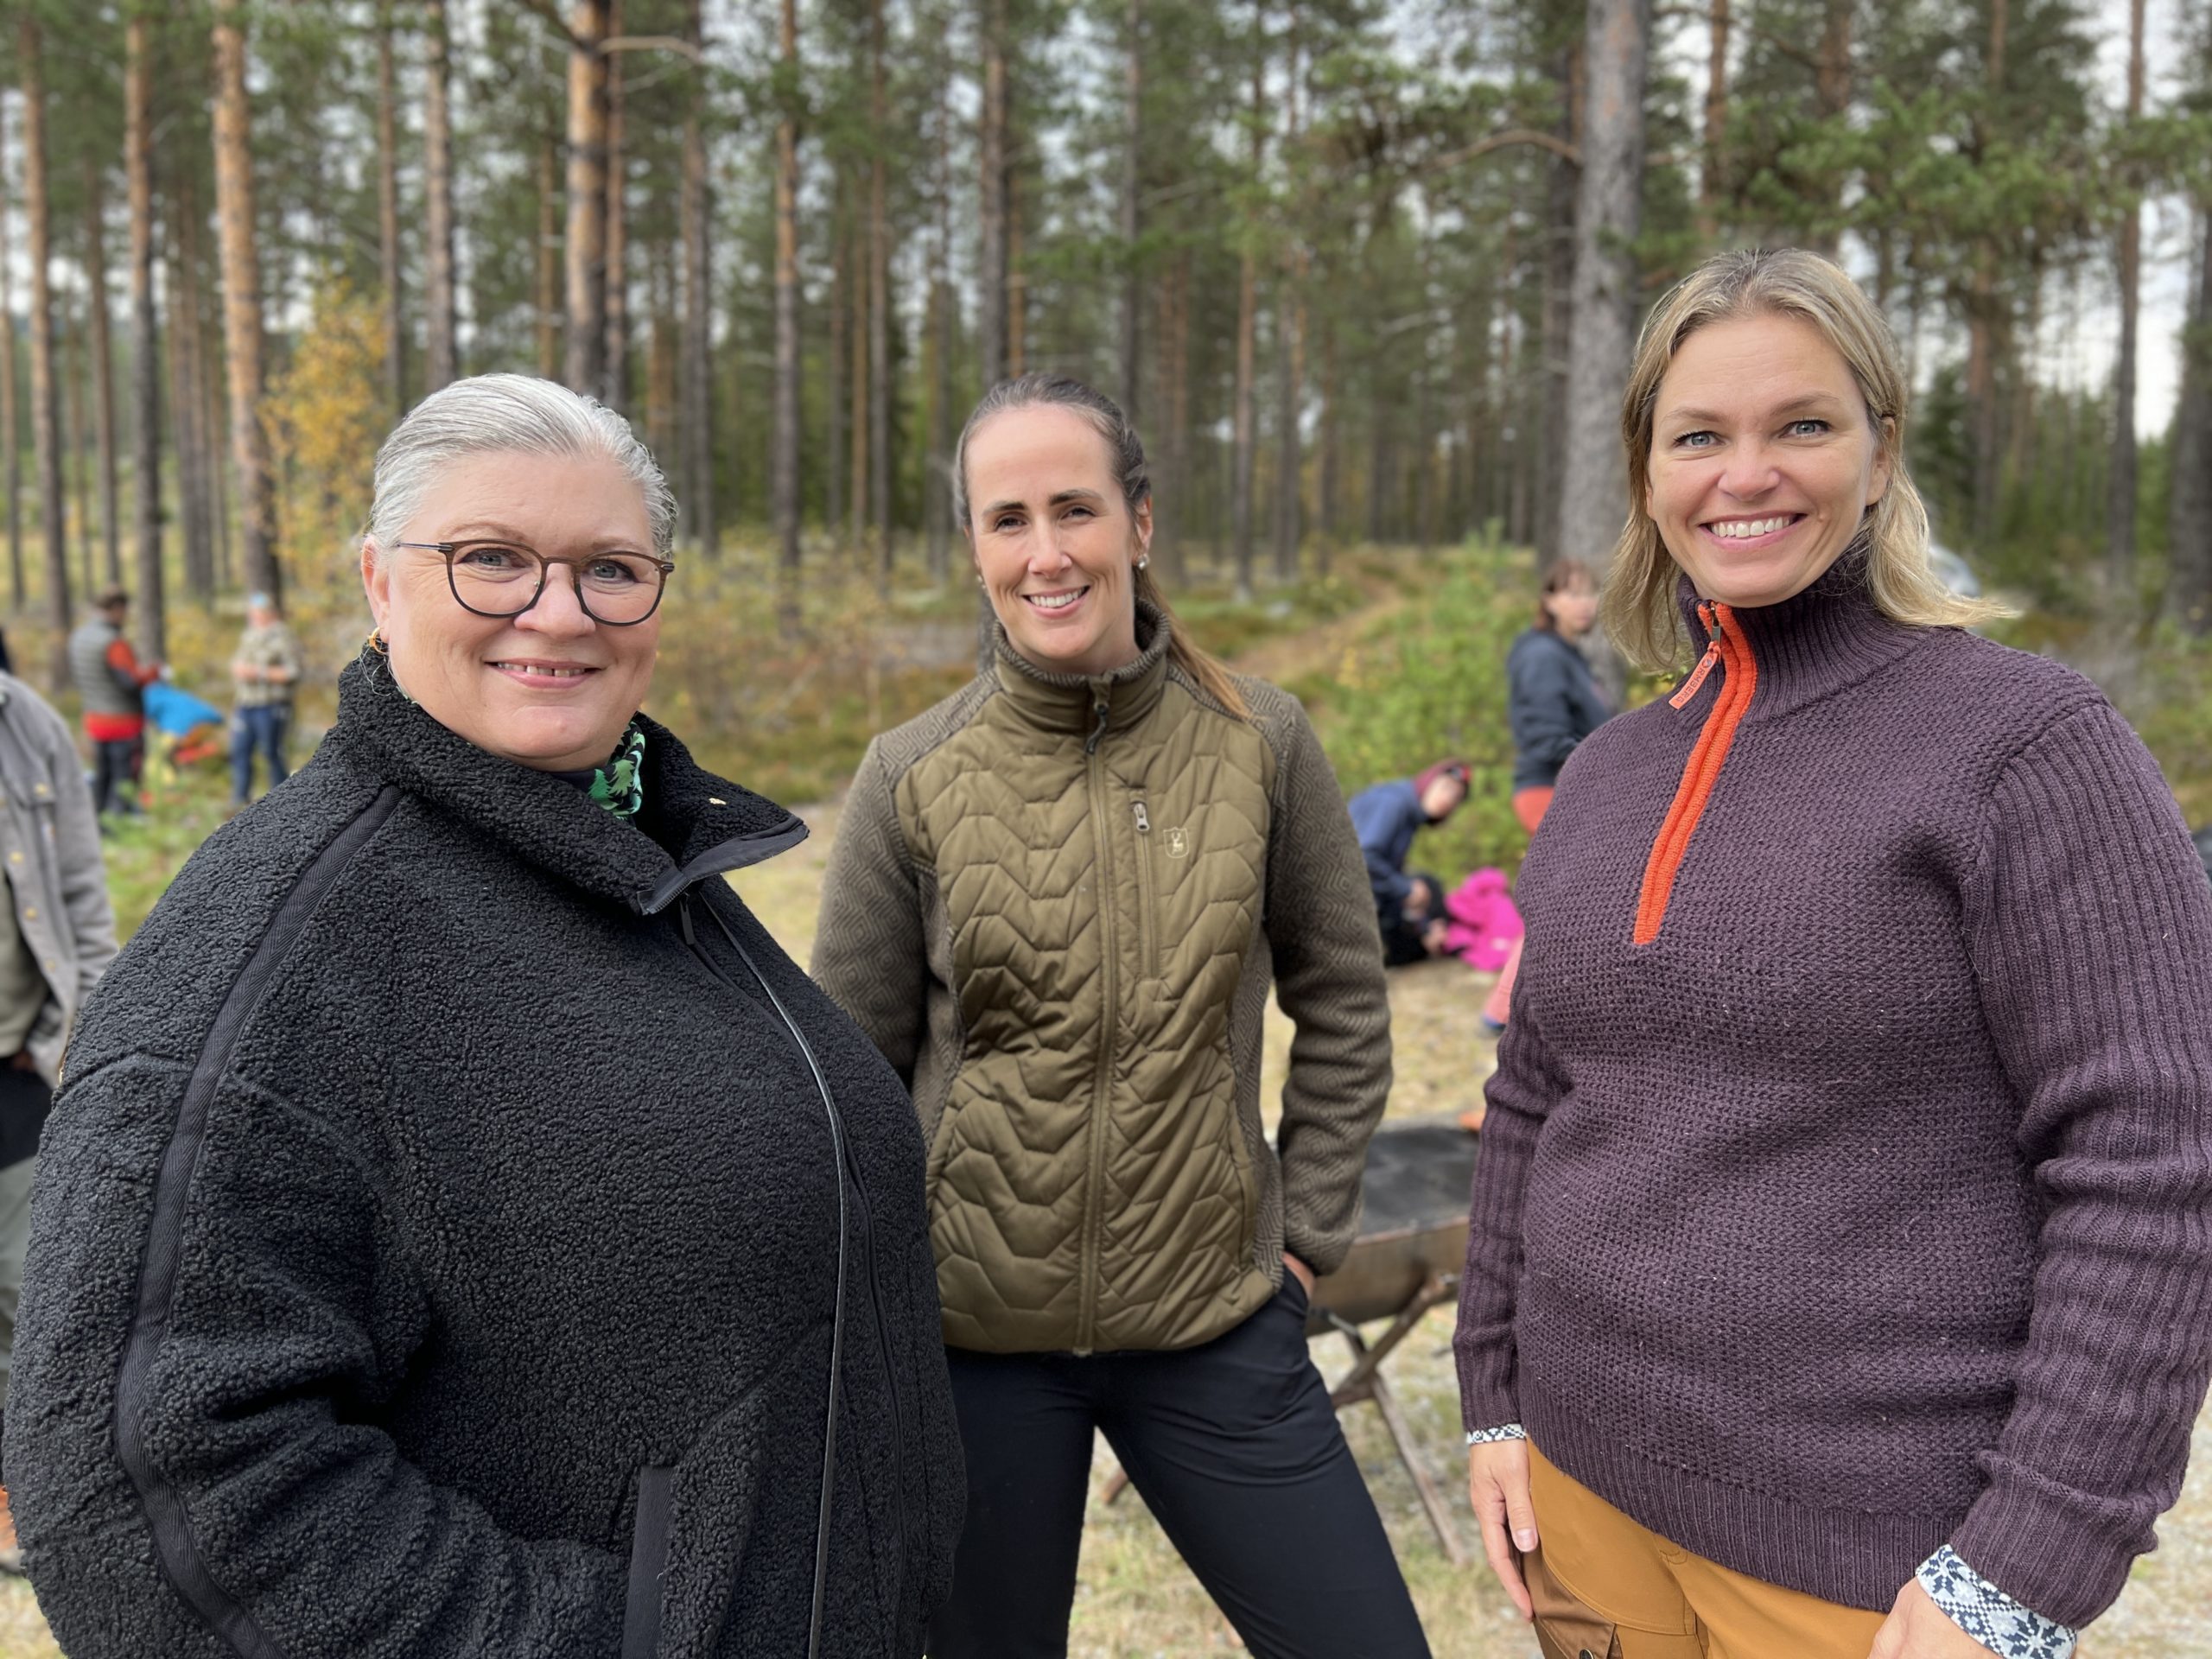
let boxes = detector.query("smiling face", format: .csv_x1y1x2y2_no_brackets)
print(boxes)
964,404,1150,677
1645,311,1893,610
361,448,662,772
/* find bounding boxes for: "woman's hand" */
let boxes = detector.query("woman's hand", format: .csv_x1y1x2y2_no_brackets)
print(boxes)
1281,1253,1316,1296
1866,1581,1993,1659
1466,1440,1538,1621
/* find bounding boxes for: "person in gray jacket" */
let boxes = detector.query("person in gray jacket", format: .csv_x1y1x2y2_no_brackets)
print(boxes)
0,671,116,1573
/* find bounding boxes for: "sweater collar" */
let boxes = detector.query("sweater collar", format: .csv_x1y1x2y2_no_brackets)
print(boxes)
324,653,805,916
1673,545,1928,720
991,599,1173,741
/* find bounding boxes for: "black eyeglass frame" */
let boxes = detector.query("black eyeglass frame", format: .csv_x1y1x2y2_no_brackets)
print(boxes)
394,539,677,626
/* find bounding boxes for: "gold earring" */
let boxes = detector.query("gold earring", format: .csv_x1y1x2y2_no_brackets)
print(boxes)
365,627,389,656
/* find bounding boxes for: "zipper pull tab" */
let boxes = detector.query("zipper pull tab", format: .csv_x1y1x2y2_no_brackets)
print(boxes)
1669,613,1724,710
1132,801,1150,833
1085,693,1111,754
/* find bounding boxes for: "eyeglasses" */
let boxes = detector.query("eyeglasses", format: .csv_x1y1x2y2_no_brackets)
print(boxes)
395,540,676,626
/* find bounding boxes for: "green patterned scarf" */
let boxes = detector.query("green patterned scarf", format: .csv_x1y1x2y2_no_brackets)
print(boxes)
588,723,647,820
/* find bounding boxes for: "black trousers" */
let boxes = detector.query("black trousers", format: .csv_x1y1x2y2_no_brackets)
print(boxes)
92,735,143,816
1378,868,1446,968
926,1278,1432,1659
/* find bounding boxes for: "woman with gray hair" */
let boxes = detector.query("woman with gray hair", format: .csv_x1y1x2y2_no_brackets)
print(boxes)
3,373,963,1658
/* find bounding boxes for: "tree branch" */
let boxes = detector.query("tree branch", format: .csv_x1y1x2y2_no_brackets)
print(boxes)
1425,127,1580,176
602,34,702,60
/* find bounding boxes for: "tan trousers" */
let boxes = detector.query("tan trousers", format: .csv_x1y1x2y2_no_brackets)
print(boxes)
1523,1443,1889,1659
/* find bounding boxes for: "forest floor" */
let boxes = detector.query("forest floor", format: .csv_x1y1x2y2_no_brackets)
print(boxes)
1,549,2207,1654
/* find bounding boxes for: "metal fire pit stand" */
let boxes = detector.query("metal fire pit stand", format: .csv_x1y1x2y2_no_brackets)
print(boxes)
1313,1269,1466,1565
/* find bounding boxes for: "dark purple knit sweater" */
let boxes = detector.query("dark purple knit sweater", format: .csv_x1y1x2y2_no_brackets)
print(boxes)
1452,557,2212,1628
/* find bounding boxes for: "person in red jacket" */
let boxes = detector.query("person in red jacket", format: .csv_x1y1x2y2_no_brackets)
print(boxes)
65,590,162,818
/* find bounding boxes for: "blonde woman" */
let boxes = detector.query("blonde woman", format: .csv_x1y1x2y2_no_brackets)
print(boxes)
1455,250,2212,1659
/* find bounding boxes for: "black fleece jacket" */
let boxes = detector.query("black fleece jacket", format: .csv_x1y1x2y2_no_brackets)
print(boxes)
3,658,963,1659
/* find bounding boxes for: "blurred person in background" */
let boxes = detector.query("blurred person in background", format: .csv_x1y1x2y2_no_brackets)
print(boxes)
1350,760,1472,965
0,665,114,1574
814,372,1430,1659
228,590,303,809
5,374,961,1656
1458,248,2212,1659
1478,559,1611,1039
67,589,162,820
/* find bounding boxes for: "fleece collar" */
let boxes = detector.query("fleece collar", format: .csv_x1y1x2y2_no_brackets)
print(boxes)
326,653,805,916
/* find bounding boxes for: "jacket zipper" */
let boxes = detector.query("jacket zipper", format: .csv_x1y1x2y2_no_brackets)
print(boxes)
677,890,888,1658
1632,603,1757,945
1130,801,1158,981
1076,690,1118,1353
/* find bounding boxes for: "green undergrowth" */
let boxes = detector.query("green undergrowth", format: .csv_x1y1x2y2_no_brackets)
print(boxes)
1291,533,1551,886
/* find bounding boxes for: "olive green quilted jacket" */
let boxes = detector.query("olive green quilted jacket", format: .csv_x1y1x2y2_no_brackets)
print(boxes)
813,607,1392,1354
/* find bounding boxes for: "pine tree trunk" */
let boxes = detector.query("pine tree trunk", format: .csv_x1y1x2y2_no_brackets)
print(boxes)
772,0,801,584
212,0,279,601
423,0,457,391
1007,166,1026,377
537,133,562,378
1967,0,2008,544
679,0,714,554
2105,0,2145,600
1700,0,1726,236
1808,0,1853,251
564,0,609,396
1317,315,1338,571
1118,0,1141,418
1270,12,1303,583
1157,251,1190,582
21,16,69,655
68,307,93,598
1230,25,1262,600
977,0,1009,389
2168,206,2212,633
0,98,21,615
376,4,405,419
168,162,214,602
126,14,163,658
827,180,848,543
925,70,953,583
85,164,121,588
1536,39,1580,570
602,0,627,410
868,0,892,577
1554,0,1651,576
848,214,867,553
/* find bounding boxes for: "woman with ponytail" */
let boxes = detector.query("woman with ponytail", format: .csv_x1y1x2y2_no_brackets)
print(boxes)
814,372,1430,1657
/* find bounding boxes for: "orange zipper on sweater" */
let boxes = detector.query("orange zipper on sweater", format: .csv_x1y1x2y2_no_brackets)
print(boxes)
1633,603,1756,945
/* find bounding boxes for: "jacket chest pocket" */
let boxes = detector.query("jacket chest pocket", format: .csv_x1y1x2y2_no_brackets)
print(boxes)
1128,798,1160,982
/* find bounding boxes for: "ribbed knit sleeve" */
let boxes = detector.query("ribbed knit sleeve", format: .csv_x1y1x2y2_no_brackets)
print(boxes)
1452,992,1571,1433
1262,699,1394,1276
810,739,930,1087
1949,700,2212,1629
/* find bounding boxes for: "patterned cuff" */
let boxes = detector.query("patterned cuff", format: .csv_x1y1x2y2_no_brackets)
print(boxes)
1465,1423,1528,1445
1916,1547,2077,1658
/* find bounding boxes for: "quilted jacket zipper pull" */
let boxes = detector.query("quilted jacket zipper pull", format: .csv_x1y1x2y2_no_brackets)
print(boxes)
1132,801,1150,833
1669,607,1725,710
1085,692,1111,754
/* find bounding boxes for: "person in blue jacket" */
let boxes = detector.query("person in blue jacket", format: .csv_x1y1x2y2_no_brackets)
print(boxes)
1350,760,1470,966
1480,559,1611,1039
